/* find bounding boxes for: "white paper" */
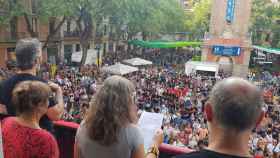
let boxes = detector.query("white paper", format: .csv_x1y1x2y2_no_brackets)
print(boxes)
138,111,164,151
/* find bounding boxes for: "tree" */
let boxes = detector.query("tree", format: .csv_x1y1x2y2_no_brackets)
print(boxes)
0,0,74,51
70,0,113,65
108,0,186,42
250,0,280,47
185,0,212,40
1,0,188,64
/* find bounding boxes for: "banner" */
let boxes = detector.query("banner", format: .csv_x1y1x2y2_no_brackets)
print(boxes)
226,0,235,23
71,49,103,65
212,45,241,56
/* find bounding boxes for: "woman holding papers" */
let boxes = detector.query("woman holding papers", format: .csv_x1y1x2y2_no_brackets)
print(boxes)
75,75,163,158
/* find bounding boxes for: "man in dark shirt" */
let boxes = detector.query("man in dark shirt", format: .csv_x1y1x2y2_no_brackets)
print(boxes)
0,38,64,132
176,78,264,158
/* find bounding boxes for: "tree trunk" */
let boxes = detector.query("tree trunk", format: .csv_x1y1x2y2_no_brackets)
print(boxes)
81,46,88,65
42,16,66,50
23,13,37,37
76,8,93,66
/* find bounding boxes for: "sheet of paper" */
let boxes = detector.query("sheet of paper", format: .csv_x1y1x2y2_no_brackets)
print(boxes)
138,111,164,151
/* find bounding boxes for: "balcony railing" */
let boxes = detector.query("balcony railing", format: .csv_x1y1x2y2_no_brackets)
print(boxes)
54,121,193,158
0,31,33,42
64,31,80,38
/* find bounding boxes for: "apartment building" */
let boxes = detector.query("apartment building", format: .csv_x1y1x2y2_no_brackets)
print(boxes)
0,0,132,67
0,0,79,67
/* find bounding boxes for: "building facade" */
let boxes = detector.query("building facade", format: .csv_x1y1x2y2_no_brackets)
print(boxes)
0,0,55,67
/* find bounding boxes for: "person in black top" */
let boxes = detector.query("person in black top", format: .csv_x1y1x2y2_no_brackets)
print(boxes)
0,38,64,132
176,78,264,158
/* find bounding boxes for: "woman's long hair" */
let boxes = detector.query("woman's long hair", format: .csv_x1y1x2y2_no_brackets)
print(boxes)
84,75,135,146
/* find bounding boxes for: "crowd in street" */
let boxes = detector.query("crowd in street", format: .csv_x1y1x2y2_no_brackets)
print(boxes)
29,60,279,158
1,50,280,158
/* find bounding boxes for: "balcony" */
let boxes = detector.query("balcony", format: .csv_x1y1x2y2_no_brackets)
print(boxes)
0,10,8,16
0,31,34,42
54,121,192,158
109,33,118,41
19,32,37,38
64,31,80,38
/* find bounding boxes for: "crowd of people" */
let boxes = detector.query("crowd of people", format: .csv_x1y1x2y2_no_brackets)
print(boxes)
0,38,280,158
38,58,280,157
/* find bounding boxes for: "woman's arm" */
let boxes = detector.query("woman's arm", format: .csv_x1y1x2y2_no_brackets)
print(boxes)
132,144,160,158
47,82,64,121
132,129,163,158
74,142,84,158
132,144,145,158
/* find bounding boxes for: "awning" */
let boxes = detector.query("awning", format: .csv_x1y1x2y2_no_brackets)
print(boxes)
196,65,217,72
129,40,202,48
101,63,139,75
253,45,280,55
123,58,152,66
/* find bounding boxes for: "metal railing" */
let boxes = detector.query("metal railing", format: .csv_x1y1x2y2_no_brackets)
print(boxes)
64,31,79,38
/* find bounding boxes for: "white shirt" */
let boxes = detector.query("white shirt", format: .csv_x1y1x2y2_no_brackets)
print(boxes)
267,143,275,154
266,134,273,143
274,143,280,153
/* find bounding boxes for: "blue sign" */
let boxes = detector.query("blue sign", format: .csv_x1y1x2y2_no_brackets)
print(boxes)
226,0,235,23
212,45,241,56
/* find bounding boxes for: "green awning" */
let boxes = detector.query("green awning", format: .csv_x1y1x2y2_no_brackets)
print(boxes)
192,55,202,61
129,40,202,48
253,45,280,55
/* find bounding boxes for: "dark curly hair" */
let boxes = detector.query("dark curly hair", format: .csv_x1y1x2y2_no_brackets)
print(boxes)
84,76,135,146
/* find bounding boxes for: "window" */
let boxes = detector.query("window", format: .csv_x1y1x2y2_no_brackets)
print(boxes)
76,44,81,52
9,0,17,11
7,48,15,52
10,17,17,39
31,0,38,14
7,47,16,61
67,20,71,32
32,17,38,33
104,25,107,36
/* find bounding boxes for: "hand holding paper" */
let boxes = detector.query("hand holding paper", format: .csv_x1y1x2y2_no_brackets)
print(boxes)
138,111,164,151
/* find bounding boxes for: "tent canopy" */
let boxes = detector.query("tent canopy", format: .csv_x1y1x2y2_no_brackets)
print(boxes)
101,63,139,75
253,45,280,55
123,58,152,66
196,65,217,72
185,61,219,76
129,40,202,48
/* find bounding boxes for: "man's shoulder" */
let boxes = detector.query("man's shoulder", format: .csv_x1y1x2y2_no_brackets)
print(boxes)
0,73,45,96
176,151,206,158
5,73,46,84
175,150,252,158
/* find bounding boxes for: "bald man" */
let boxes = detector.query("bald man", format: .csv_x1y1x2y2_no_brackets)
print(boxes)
176,77,264,158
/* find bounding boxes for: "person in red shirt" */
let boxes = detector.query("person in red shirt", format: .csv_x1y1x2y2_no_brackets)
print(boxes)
2,81,59,158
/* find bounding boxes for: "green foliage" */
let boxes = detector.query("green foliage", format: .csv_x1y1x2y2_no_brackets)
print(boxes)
0,0,26,25
108,0,186,39
250,0,280,47
1,0,186,41
185,0,212,40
